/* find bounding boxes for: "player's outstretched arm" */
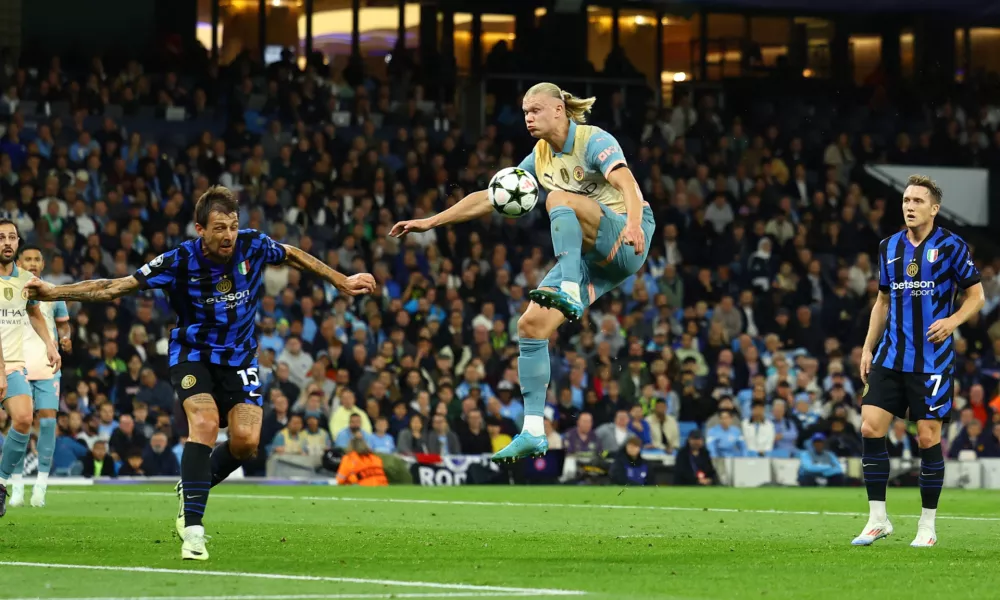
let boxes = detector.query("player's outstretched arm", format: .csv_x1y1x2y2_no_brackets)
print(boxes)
388,190,491,238
27,304,61,373
26,276,140,303
281,244,375,297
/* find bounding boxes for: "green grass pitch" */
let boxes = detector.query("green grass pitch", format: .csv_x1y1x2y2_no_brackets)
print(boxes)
0,485,997,600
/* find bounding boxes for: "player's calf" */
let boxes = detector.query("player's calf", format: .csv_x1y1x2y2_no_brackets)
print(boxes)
210,404,261,487
0,395,34,512
31,415,57,507
913,425,944,548
180,394,219,531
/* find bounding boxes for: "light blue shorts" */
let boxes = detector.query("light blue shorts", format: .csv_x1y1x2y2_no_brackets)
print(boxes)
539,203,656,305
1,369,32,404
30,378,60,411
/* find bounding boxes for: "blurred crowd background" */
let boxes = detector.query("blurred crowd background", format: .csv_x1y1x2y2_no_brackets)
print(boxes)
1,0,1000,484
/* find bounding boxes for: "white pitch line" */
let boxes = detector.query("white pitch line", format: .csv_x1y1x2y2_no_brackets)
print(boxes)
56,490,1000,523
0,562,584,597
3,595,533,600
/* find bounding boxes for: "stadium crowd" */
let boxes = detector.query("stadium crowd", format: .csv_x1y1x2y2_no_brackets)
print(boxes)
0,51,999,482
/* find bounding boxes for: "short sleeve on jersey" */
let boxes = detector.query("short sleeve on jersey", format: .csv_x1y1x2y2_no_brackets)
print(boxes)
245,230,287,266
583,128,627,178
135,248,180,291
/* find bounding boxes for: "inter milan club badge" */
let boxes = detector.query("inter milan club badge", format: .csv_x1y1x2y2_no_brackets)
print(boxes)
216,278,233,294
906,262,919,278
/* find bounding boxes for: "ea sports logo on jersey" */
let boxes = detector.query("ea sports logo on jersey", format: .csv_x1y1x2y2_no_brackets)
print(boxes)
906,262,919,278
216,278,233,294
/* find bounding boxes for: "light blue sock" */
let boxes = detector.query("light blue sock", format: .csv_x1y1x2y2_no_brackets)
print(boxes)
36,418,56,476
518,338,549,436
13,450,24,476
0,429,29,482
549,206,583,289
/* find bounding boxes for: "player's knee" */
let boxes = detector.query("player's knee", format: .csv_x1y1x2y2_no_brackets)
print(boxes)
517,310,547,340
545,191,573,212
11,411,32,433
188,412,220,437
916,430,940,449
860,420,885,438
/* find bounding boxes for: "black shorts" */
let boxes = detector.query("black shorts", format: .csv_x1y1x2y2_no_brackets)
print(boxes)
864,365,953,422
169,361,263,429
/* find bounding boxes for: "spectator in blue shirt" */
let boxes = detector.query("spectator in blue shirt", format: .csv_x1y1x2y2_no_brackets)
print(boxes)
96,402,118,439
69,131,99,164
369,416,397,454
456,363,497,402
627,404,653,448
258,316,285,356
335,413,375,450
798,433,845,486
706,410,747,457
494,380,523,426
52,431,89,475
770,399,801,458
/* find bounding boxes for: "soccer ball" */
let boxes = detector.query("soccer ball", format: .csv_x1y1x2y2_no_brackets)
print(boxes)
488,167,539,218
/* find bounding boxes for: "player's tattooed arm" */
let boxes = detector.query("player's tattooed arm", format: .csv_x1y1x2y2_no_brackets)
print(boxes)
281,244,376,296
26,276,140,302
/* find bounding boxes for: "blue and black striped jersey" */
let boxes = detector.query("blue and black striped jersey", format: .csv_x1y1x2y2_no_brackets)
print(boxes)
133,229,287,368
874,226,980,374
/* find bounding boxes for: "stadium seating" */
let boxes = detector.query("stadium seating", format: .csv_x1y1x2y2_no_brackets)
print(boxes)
0,49,998,487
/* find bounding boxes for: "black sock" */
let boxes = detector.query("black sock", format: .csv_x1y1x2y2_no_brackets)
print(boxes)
181,442,213,528
919,443,945,510
861,436,889,502
210,441,243,488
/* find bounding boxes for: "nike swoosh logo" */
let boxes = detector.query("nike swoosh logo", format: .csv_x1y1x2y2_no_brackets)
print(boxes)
862,463,875,467
189,276,211,283
929,403,947,411
887,257,901,264
248,391,261,398
921,472,933,477
185,495,198,499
